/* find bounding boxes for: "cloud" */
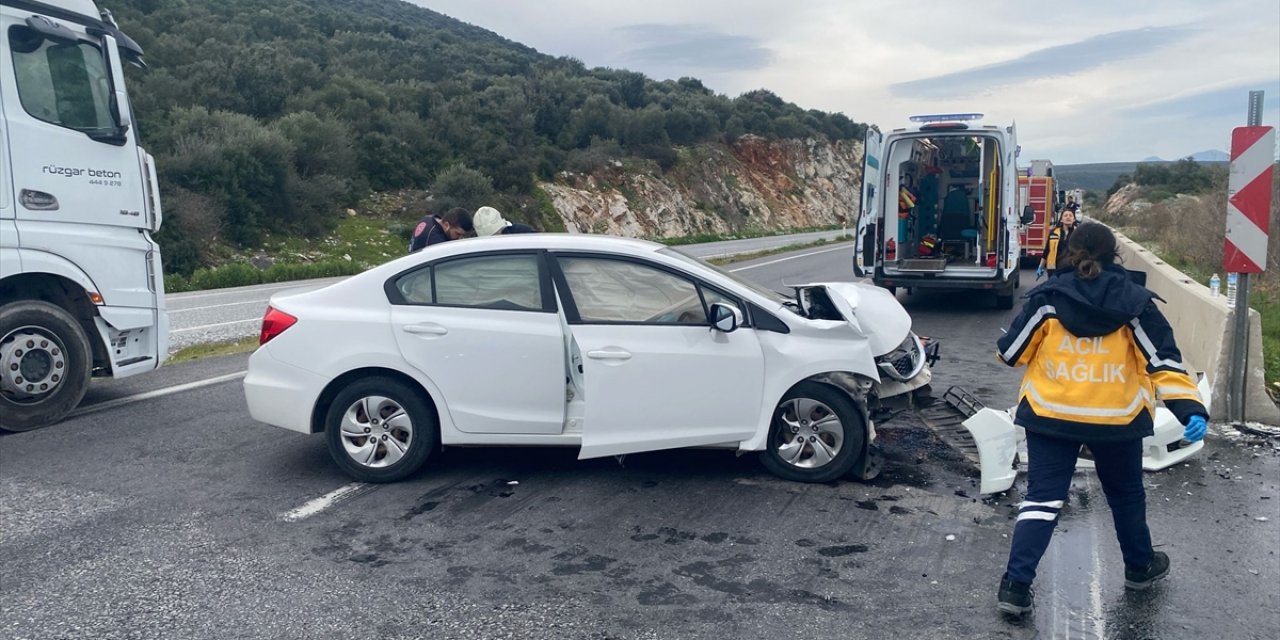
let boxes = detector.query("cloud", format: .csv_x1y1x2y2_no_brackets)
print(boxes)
890,25,1199,99
614,24,773,73
1123,81,1280,120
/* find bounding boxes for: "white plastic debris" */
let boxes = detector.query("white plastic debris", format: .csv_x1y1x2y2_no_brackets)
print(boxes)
945,534,956,541
1255,517,1269,522
507,481,519,486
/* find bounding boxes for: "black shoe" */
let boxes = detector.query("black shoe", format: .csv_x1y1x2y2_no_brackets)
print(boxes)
1124,551,1170,590
997,577,1034,616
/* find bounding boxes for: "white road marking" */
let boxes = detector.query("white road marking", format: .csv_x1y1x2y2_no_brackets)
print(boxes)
170,300,269,313
281,483,374,522
727,244,851,272
171,318,261,333
169,281,333,302
70,371,247,418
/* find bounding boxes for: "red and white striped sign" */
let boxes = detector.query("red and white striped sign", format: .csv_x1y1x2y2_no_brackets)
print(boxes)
1224,126,1276,273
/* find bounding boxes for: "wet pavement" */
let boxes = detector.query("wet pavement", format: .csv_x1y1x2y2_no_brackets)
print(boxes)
2,248,1278,639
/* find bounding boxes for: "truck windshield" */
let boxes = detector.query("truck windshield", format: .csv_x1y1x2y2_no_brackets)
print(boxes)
8,25,120,141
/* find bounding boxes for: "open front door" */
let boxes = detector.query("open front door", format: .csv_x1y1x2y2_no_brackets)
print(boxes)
552,254,765,459
855,128,883,277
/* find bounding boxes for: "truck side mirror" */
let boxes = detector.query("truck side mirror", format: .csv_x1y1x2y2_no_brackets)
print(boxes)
1021,205,1035,225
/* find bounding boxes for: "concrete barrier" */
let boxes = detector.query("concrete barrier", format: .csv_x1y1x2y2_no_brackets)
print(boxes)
1113,230,1279,425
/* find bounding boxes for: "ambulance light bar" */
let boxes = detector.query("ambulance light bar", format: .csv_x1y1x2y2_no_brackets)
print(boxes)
909,113,984,123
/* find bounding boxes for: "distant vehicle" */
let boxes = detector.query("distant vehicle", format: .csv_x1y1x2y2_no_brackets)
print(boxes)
1,0,166,431
1017,159,1056,265
855,113,1030,309
243,234,959,485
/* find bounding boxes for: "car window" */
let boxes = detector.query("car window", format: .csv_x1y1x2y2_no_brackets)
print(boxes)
395,267,433,304
559,257,708,324
432,254,543,311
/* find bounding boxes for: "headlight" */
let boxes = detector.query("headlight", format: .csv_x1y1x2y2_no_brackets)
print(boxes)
876,333,927,381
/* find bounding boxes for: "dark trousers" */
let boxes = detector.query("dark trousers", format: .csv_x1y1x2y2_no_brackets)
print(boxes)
1004,432,1152,584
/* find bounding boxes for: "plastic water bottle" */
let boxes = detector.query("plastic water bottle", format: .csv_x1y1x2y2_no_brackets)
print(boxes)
1209,273,1221,298
1227,272,1239,307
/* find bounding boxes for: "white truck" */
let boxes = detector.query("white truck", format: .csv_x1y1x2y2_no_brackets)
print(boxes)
1,0,165,431
854,114,1032,309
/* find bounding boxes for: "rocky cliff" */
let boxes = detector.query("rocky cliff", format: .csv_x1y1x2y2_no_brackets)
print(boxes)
538,135,862,238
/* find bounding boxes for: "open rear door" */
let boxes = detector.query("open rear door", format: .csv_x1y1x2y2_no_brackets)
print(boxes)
854,128,882,277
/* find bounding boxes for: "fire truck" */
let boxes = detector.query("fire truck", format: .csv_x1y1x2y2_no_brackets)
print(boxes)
1017,159,1056,264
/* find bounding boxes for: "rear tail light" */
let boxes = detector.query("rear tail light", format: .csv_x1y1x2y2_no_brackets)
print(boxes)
259,306,297,345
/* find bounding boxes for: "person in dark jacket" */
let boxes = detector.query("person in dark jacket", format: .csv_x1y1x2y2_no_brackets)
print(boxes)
994,222,1208,617
473,206,535,236
1036,207,1078,279
408,208,474,253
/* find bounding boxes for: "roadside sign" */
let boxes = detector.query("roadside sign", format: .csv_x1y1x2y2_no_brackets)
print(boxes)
1224,126,1276,273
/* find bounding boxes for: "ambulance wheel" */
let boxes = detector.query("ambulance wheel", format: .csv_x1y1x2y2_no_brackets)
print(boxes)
996,291,1015,310
885,286,897,296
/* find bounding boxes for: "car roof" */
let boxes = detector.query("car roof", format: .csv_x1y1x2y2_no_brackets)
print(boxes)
411,233,667,260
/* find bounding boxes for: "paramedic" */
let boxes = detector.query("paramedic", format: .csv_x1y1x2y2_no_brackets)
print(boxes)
474,206,536,236
409,208,474,253
994,222,1208,617
1037,207,1078,279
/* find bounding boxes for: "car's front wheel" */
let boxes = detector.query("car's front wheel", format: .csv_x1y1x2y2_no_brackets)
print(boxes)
324,377,436,483
759,382,866,483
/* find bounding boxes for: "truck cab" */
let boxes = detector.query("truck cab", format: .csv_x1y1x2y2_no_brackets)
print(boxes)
0,0,165,431
855,113,1026,309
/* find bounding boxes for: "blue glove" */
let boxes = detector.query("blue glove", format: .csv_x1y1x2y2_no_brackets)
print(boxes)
1183,415,1207,443
1035,265,1046,280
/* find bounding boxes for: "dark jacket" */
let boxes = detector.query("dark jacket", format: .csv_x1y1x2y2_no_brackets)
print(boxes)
1042,223,1075,272
408,215,451,253
499,222,536,234
996,265,1208,443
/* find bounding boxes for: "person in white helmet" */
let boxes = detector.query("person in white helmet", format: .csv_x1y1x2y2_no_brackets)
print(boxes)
474,206,535,236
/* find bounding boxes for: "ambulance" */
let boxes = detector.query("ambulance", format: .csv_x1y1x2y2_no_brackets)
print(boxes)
854,114,1033,309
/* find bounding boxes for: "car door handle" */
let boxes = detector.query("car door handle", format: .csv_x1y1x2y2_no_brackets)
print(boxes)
586,349,631,361
403,323,448,336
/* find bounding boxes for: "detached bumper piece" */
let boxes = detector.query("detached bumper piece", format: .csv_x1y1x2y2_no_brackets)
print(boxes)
914,386,1018,495
1075,406,1204,472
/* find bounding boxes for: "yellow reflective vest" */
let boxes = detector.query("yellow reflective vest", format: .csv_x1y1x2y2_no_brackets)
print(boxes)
997,269,1207,441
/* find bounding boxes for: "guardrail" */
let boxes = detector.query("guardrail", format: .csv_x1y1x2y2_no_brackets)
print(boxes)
1112,230,1279,424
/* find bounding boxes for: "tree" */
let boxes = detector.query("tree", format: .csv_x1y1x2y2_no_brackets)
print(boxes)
431,165,496,213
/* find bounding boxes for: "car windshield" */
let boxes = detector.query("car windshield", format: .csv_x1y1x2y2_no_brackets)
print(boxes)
658,247,791,306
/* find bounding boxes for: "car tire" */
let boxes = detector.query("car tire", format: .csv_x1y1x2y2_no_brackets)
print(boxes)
0,301,92,432
324,376,437,483
759,382,866,483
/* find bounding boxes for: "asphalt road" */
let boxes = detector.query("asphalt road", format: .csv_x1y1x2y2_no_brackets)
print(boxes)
4,242,1278,640
164,230,852,353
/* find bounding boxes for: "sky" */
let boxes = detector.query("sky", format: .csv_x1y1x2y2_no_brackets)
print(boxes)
411,0,1280,164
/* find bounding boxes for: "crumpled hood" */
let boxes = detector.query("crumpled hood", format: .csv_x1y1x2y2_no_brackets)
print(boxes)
1025,265,1156,337
796,282,912,354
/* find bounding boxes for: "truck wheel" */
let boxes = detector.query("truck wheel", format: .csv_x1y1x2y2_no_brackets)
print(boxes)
0,301,93,432
759,382,866,483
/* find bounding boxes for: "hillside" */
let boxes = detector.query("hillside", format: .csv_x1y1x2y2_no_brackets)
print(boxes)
106,0,865,275
1056,160,1228,192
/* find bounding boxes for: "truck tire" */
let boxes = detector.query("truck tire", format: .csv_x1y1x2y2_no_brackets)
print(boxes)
0,301,93,432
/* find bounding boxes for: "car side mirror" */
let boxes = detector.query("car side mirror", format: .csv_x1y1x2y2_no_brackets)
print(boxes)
1020,205,1035,225
709,303,742,333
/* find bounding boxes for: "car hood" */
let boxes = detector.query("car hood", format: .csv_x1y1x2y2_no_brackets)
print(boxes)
793,282,912,355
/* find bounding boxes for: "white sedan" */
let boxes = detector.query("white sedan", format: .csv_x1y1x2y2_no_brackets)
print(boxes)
244,234,938,484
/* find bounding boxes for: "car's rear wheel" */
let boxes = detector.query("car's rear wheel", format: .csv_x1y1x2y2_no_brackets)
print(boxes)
759,382,866,483
324,377,436,483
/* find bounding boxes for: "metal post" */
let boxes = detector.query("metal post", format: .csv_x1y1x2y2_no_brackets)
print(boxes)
1228,90,1265,425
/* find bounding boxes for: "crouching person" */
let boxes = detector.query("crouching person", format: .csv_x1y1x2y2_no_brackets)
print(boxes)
993,222,1208,617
